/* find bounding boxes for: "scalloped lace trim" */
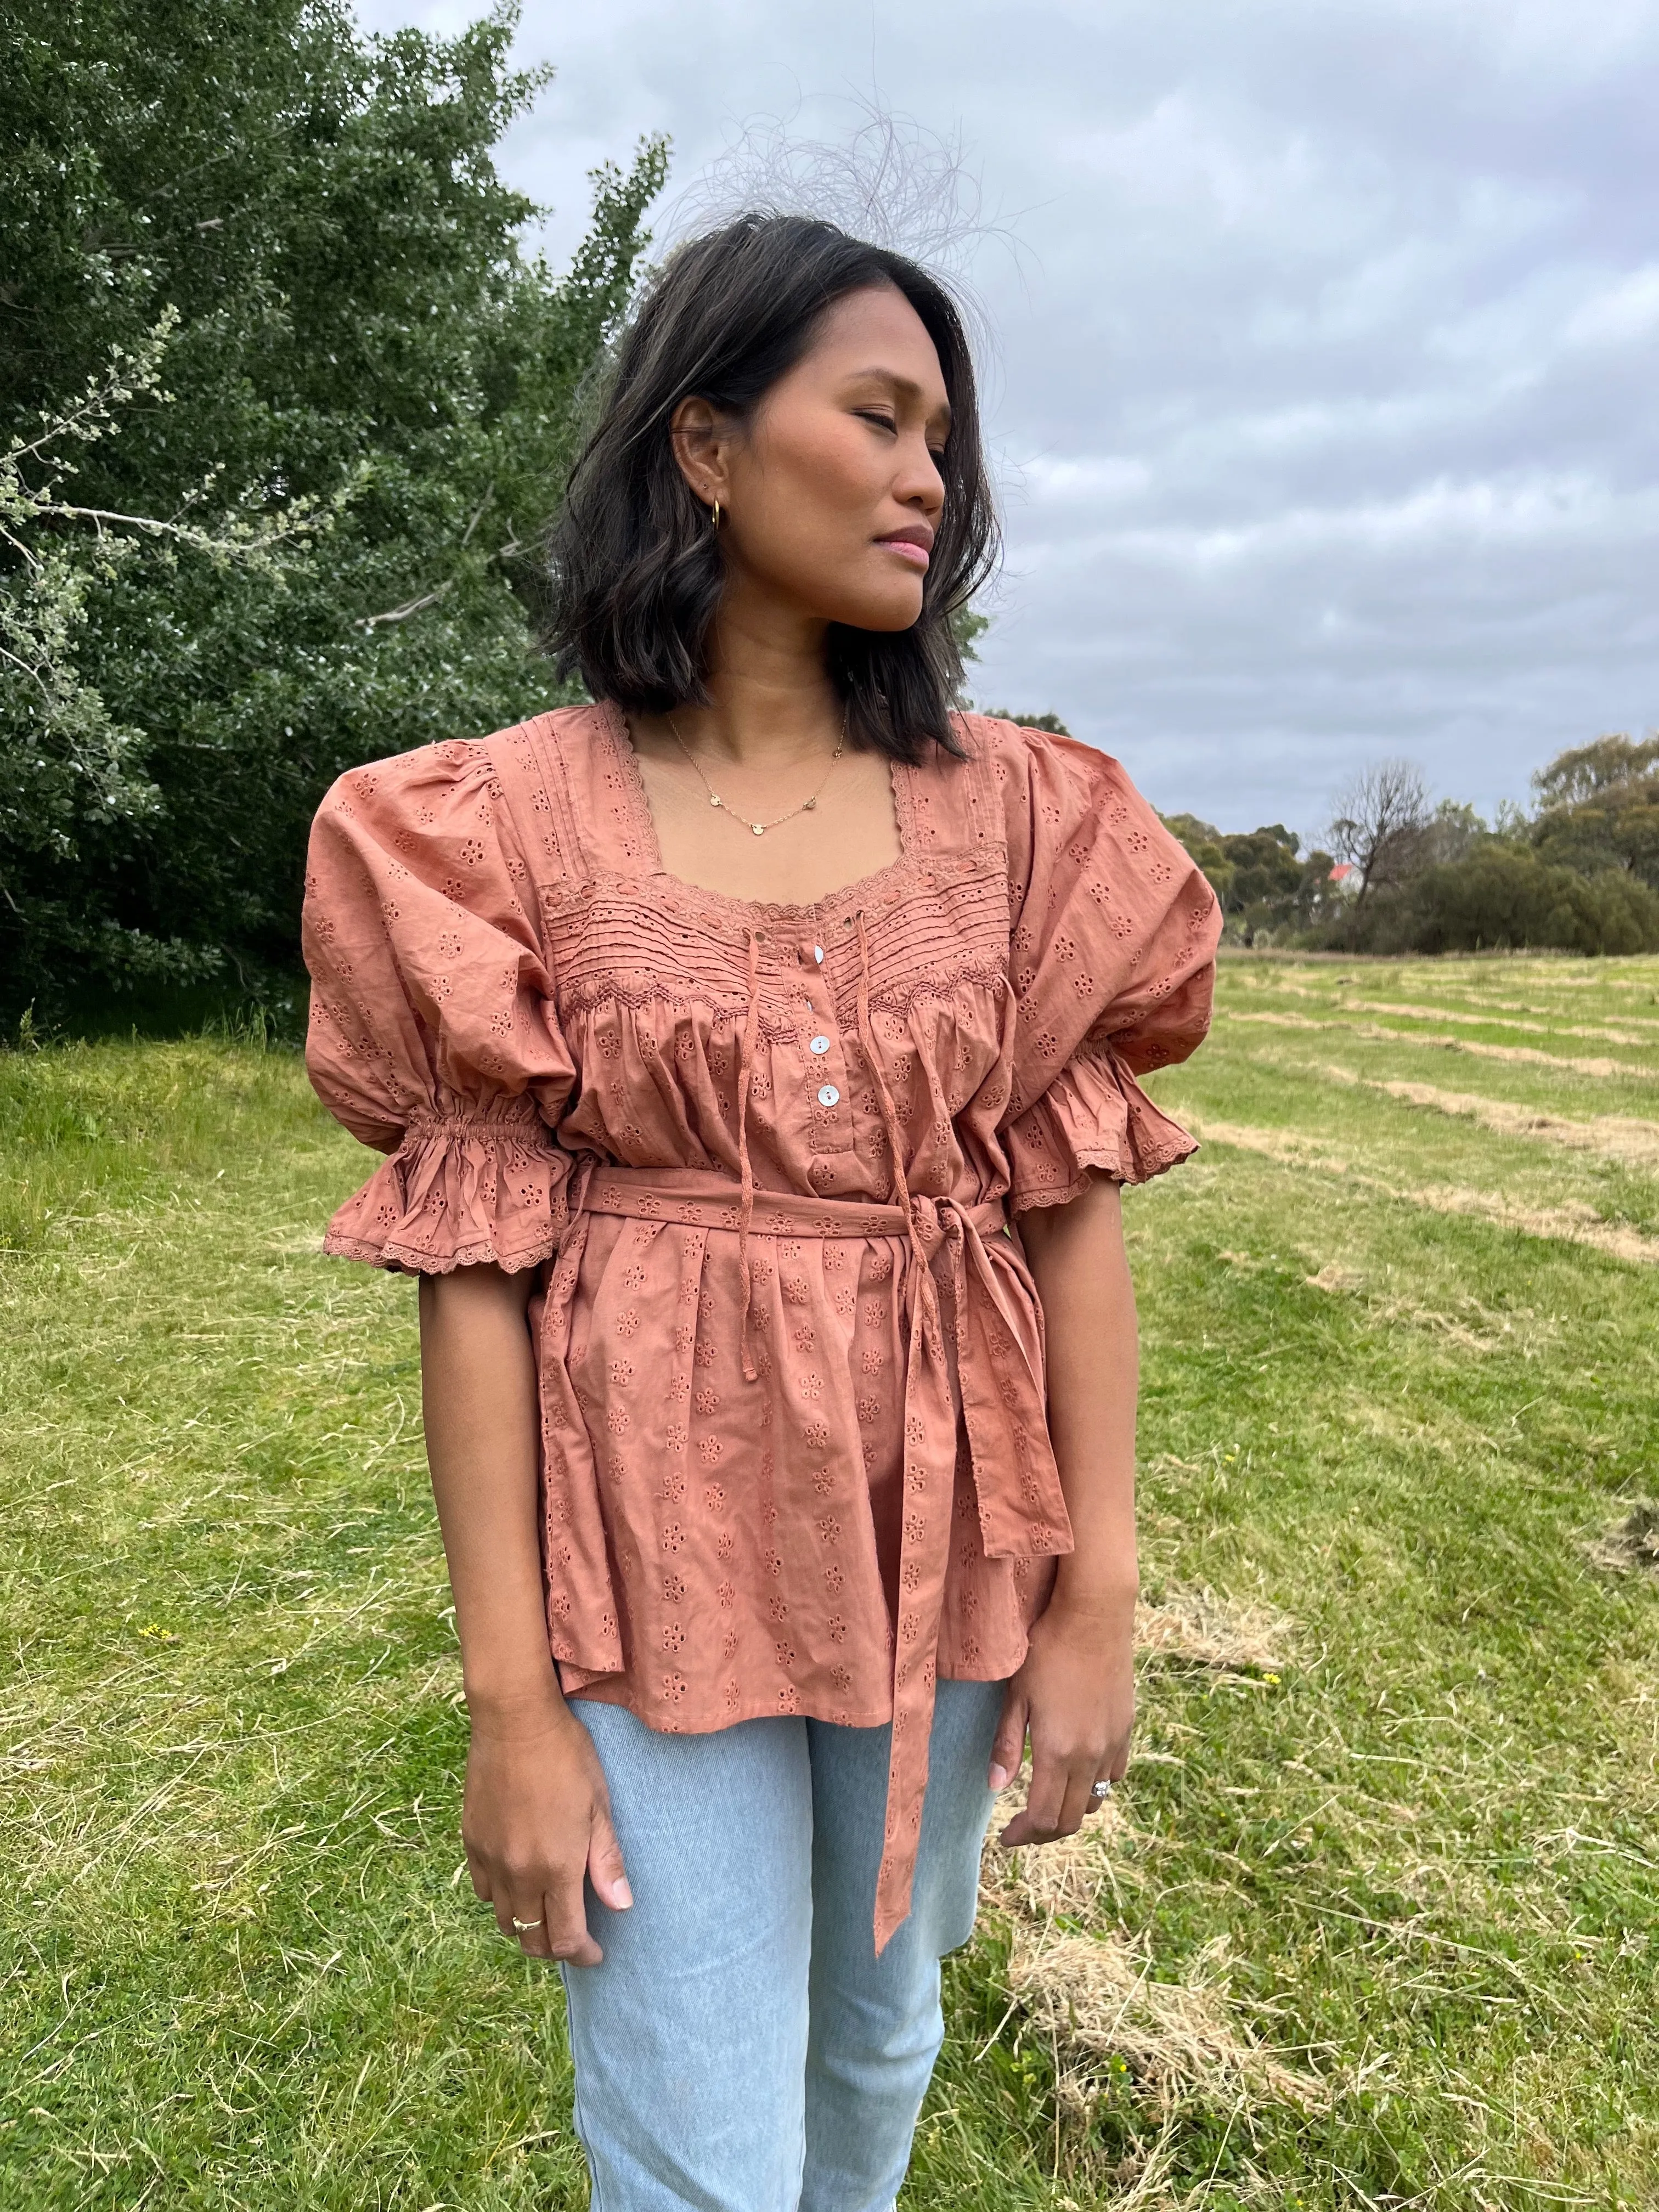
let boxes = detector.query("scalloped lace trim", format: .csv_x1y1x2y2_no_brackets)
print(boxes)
322,1226,562,1275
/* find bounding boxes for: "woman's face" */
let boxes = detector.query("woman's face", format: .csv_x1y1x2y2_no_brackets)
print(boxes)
674,284,951,635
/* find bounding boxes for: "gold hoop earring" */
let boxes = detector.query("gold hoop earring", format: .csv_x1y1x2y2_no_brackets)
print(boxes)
710,499,722,530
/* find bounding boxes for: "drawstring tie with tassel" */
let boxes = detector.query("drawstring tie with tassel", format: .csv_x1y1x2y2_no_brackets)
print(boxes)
735,927,762,1382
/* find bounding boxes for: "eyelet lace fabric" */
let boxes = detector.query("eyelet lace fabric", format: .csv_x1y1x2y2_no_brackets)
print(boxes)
302,705,1222,1948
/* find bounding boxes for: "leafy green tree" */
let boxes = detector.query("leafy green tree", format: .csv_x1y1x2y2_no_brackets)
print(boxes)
978,707,1071,736
1159,814,1328,943
1530,736,1659,889
1397,848,1659,956
1160,813,1233,912
1,0,665,1023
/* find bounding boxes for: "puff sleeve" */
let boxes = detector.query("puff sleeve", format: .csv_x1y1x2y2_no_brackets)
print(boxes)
997,725,1222,1211
301,738,577,1272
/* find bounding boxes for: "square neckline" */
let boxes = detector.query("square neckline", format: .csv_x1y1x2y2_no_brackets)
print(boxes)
595,699,923,925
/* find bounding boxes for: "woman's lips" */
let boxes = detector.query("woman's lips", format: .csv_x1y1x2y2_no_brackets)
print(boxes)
875,537,930,570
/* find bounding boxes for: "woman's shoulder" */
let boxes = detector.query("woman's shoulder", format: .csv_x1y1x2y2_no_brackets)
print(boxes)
312,703,612,859
947,713,1180,889
952,711,1147,813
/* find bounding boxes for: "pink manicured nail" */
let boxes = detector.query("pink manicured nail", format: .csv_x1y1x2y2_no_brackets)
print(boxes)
988,1764,1009,1791
614,1880,634,1909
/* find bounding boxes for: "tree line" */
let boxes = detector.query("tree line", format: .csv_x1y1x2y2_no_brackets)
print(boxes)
1165,738,1659,957
2,0,662,1030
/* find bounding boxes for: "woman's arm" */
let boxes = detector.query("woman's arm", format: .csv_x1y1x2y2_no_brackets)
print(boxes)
419,1266,631,1961
989,1172,1139,1842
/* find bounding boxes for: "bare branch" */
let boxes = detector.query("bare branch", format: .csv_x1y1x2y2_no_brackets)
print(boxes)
458,484,493,549
1327,759,1431,914
358,487,496,627
359,582,454,629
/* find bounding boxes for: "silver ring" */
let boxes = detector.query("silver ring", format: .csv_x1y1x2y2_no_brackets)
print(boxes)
1090,1780,1112,1802
510,1916,543,1932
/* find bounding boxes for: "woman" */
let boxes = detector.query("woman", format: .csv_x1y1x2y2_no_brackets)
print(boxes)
302,213,1221,2211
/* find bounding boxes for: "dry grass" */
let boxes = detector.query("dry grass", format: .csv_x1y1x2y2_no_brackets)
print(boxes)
1003,1928,1327,2115
970,1590,1316,2124
1323,1068,1659,1170
1228,1006,1657,1081
1587,1504,1659,1577
1135,1586,1294,1675
980,1793,1326,2116
1189,1114,1659,1263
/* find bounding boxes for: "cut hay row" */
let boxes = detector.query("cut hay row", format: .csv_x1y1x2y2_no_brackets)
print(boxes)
1316,1065,1659,1170
1186,1118,1659,1265
978,1587,1324,2119
1233,984,1658,1048
1226,1009,1656,1083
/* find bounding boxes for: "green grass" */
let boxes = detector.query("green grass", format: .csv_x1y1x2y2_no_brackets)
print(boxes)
3,957,1657,2209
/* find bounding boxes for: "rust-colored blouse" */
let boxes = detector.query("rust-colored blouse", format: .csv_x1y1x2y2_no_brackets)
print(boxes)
302,704,1221,1947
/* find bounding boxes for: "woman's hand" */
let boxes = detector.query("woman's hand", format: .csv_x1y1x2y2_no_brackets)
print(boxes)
464,1690,632,1965
988,1588,1136,1844
416,1268,630,1965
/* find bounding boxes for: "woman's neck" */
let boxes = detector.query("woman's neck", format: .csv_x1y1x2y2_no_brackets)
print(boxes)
657,583,841,768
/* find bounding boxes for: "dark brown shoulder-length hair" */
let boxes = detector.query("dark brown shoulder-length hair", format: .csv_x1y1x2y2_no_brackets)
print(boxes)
540,212,1000,763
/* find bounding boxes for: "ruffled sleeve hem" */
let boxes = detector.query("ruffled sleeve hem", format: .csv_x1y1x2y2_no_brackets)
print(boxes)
321,1103,568,1274
1005,1045,1200,1214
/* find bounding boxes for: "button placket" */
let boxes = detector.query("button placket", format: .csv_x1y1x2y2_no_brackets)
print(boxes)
803,1014,848,1113
799,939,853,1170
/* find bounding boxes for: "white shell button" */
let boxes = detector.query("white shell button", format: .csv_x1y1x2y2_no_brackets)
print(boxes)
816,1084,840,1108
812,944,825,963
809,1035,831,1054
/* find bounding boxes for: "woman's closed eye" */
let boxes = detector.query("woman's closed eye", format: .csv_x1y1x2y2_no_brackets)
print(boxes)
855,409,949,466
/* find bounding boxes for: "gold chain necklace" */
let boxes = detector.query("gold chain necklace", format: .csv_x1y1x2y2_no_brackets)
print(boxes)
665,710,847,837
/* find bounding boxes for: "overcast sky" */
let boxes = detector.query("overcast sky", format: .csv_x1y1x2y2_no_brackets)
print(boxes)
360,0,1659,839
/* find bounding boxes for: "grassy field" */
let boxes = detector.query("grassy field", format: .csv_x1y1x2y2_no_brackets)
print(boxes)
3,954,1657,2210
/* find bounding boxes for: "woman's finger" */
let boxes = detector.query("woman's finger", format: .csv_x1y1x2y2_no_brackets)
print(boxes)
587,1804,633,1913
494,1887,554,1960
987,1684,1028,1793
1053,1759,1101,1838
999,1743,1068,1846
544,1871,603,1969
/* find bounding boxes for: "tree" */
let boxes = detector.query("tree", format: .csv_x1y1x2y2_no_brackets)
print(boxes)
1326,759,1430,935
1532,735,1659,813
980,708,1071,735
1402,848,1659,956
1530,735,1659,889
1160,814,1233,912
1160,815,1330,943
1,0,665,1023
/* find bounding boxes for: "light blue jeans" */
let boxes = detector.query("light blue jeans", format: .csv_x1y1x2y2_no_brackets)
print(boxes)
561,1679,1006,2212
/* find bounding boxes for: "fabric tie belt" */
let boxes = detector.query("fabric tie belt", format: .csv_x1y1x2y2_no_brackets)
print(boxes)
572,1159,1074,1954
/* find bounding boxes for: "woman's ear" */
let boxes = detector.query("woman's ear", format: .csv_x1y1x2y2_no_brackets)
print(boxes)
670,394,733,512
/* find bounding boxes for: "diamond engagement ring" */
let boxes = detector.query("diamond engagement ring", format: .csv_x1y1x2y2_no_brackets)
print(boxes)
511,1915,544,1931
1090,1781,1113,1802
